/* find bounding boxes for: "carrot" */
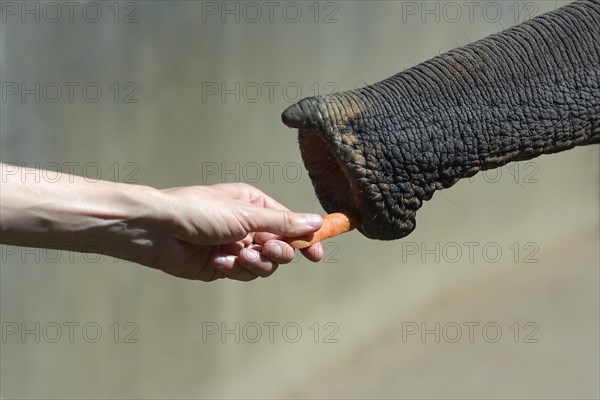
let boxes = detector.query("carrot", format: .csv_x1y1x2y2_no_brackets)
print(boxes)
281,211,360,249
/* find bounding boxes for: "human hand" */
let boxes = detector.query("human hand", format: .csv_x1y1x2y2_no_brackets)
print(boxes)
1,162,324,282
127,183,324,281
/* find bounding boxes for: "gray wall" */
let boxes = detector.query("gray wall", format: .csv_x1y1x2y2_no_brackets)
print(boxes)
1,1,598,398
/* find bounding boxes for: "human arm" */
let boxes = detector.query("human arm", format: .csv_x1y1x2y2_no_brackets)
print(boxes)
0,163,324,281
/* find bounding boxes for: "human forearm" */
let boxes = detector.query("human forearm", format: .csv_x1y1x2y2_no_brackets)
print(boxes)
0,162,325,281
0,162,166,257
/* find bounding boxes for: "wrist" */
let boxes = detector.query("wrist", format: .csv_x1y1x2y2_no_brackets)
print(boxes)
78,181,172,259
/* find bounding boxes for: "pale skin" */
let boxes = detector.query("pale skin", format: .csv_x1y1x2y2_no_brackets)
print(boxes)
0,163,324,281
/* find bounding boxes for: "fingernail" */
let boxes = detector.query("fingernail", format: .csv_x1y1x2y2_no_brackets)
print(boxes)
302,213,322,228
214,255,235,268
272,245,282,258
244,249,261,262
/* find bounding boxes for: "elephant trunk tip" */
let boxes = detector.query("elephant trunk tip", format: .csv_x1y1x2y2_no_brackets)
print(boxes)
283,96,409,241
281,97,324,131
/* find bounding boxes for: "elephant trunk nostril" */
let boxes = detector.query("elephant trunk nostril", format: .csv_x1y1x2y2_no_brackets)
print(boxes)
297,129,362,220
281,98,324,131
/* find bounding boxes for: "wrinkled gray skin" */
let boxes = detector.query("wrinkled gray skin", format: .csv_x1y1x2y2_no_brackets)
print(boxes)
282,0,600,240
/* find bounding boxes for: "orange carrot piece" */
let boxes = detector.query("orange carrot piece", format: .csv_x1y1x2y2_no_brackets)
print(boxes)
281,211,360,249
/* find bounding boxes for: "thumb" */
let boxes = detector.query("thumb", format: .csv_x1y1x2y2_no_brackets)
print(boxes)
242,207,323,237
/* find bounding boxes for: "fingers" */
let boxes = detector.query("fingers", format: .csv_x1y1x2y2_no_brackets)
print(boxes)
174,239,324,282
260,241,296,264
301,242,324,262
244,234,326,264
210,241,304,280
211,253,260,281
239,245,279,277
211,183,325,249
224,184,323,236
253,239,324,267
240,206,323,238
210,244,282,280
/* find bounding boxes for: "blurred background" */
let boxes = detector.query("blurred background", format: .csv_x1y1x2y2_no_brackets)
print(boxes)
1,1,598,398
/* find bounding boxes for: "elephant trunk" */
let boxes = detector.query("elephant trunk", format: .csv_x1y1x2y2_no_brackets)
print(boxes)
282,0,600,240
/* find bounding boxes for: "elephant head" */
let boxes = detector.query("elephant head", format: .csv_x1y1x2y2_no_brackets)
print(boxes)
282,0,599,240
